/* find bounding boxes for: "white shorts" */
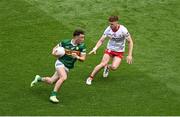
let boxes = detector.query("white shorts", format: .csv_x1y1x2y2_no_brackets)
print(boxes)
55,60,69,72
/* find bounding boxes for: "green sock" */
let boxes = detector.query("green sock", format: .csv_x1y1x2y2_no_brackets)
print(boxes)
50,91,57,96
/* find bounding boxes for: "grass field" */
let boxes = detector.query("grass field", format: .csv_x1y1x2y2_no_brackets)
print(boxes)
0,0,180,115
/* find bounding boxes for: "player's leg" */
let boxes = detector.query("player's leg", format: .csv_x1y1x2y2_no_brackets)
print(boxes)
42,72,59,84
110,56,122,70
50,67,67,103
103,56,122,78
53,67,67,92
30,72,59,87
31,60,65,87
91,54,111,77
44,60,67,85
86,54,111,85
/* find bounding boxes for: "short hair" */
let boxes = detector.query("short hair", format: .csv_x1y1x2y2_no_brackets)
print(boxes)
108,16,119,22
73,29,85,36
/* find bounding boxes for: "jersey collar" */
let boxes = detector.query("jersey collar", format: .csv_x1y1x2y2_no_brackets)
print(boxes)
71,39,77,46
112,25,120,32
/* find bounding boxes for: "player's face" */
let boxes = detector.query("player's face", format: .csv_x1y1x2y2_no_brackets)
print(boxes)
75,34,85,44
109,21,118,30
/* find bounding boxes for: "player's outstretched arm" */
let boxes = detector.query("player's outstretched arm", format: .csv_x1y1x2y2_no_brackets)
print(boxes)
88,35,106,55
126,36,133,64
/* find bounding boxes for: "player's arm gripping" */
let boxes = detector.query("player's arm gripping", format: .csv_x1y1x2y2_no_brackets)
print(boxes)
72,53,86,61
52,44,60,57
88,35,106,54
126,35,133,64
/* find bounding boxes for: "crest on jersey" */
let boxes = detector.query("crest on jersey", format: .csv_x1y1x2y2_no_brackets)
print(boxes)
76,47,79,50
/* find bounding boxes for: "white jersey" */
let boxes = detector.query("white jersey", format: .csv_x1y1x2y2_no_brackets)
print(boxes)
103,25,130,52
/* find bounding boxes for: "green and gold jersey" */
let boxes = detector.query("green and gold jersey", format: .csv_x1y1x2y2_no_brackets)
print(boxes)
58,39,86,69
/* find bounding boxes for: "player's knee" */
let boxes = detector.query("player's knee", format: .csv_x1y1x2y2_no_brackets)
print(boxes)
111,65,118,70
45,78,53,84
47,79,54,84
100,62,107,67
61,76,67,81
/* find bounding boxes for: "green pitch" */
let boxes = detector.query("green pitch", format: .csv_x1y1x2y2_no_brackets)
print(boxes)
0,0,180,115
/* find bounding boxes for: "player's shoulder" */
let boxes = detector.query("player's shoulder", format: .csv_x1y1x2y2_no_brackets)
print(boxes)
120,24,128,29
120,24,126,29
61,39,71,43
105,26,111,30
104,26,111,33
120,25,128,32
78,43,86,52
61,39,71,44
79,43,86,48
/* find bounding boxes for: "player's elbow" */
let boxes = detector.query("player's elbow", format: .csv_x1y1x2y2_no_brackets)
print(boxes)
52,49,56,55
128,38,133,44
128,40,133,47
52,52,59,58
52,51,55,55
52,49,58,56
52,52,56,56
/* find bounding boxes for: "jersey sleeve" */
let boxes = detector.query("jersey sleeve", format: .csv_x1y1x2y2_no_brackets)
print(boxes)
59,39,69,47
59,42,62,47
122,26,130,39
103,26,111,38
59,41,63,47
79,44,86,55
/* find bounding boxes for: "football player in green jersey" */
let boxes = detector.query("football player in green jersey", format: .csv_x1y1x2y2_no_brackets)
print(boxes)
31,29,86,103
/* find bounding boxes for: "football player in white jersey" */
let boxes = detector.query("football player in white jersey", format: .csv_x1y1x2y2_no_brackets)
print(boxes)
86,16,134,85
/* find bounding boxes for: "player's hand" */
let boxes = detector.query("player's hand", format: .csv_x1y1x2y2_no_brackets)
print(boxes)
72,53,80,59
126,55,133,64
88,47,97,55
52,49,59,56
